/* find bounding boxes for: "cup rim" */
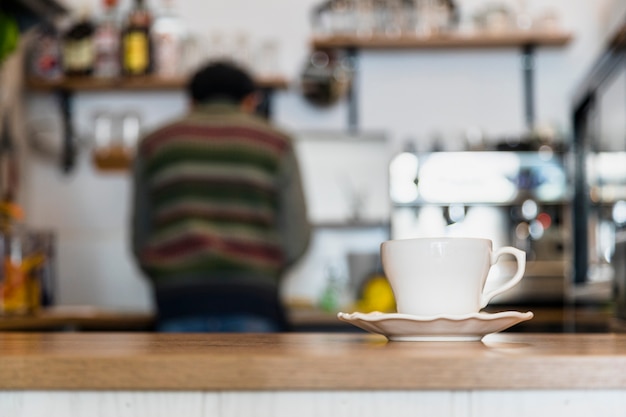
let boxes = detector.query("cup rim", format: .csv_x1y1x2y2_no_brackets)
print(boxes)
381,237,493,247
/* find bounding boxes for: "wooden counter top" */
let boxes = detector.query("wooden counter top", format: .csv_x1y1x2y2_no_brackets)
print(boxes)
3,332,626,391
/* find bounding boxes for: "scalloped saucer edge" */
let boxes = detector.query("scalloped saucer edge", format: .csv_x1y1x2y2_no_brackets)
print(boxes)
337,310,534,342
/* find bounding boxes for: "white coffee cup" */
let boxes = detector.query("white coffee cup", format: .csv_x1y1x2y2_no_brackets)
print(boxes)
381,237,526,316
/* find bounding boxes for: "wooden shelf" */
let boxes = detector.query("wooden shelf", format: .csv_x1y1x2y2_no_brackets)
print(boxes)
26,75,290,92
312,30,573,50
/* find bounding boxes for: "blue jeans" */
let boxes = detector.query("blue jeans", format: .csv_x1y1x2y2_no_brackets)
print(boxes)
157,314,281,333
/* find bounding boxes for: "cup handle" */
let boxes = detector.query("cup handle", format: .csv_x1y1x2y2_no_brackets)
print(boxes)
479,247,526,308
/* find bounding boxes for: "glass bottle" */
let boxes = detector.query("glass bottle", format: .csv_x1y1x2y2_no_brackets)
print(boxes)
152,0,187,78
0,202,37,315
61,5,96,76
93,0,121,78
121,0,153,76
28,23,63,80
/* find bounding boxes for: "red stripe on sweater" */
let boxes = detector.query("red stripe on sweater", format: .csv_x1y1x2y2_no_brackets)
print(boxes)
155,208,274,227
141,124,289,156
151,175,277,193
144,234,283,264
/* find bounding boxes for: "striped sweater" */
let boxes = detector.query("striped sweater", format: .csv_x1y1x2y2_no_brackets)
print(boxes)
131,103,311,283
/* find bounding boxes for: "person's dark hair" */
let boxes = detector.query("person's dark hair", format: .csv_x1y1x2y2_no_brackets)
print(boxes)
187,61,257,104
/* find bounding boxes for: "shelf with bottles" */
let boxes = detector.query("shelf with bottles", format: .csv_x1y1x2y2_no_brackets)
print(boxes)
310,0,573,51
27,0,290,93
311,30,572,50
24,0,292,174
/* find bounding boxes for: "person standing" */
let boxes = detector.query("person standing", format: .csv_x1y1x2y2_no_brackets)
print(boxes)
130,61,311,332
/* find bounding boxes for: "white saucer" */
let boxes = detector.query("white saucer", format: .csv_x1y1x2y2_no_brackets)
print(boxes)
337,311,534,342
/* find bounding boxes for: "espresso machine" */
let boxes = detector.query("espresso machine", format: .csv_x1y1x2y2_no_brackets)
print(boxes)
388,148,571,305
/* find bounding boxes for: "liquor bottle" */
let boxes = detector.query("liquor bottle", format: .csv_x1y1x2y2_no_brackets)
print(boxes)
0,204,31,315
121,0,153,76
61,6,96,76
0,129,34,315
93,0,121,78
151,0,187,78
28,23,63,80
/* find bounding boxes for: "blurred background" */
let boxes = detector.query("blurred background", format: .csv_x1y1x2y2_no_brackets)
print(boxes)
2,0,626,331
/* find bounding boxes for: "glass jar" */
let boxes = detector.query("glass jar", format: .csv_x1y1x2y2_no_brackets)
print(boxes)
0,204,55,315
0,221,36,315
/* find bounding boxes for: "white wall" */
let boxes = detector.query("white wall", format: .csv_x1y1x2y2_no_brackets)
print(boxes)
17,0,626,311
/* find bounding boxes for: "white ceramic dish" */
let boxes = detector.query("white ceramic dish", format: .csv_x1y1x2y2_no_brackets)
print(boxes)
337,310,534,342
